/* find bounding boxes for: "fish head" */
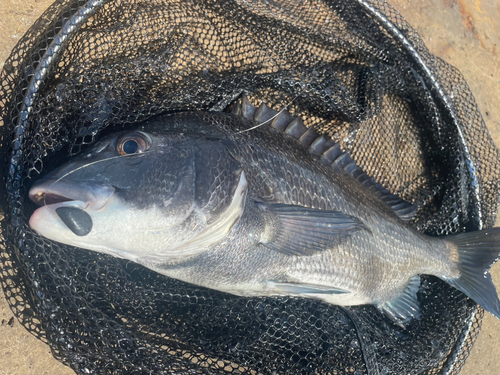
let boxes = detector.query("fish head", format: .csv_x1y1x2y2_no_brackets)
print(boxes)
29,123,247,263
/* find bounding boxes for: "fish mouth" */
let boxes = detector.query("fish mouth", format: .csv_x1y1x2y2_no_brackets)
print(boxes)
29,179,115,210
29,179,116,237
30,191,75,206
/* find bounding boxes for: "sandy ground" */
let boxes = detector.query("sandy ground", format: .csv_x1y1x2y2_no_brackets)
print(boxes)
0,0,499,374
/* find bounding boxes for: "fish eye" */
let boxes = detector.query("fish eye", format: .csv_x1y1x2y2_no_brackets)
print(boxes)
117,132,150,156
123,140,138,154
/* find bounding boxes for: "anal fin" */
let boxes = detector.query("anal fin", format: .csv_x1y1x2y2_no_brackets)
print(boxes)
377,276,421,328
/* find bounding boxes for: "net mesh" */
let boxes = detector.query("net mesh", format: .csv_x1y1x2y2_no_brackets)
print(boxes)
1,0,499,374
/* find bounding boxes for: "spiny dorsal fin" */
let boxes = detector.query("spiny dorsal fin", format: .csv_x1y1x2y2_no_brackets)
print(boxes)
230,95,416,221
323,144,416,221
231,94,310,137
284,118,307,138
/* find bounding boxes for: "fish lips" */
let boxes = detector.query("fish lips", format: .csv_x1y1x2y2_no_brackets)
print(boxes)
29,179,115,210
29,179,115,237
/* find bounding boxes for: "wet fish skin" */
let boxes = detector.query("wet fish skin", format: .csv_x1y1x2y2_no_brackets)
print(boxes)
28,108,500,326
30,125,244,261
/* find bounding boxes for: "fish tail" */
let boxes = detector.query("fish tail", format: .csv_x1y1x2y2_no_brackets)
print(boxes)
443,228,500,319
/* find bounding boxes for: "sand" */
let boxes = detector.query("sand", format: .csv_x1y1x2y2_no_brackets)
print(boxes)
0,0,499,374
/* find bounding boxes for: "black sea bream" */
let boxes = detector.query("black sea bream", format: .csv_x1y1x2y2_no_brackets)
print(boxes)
29,96,500,326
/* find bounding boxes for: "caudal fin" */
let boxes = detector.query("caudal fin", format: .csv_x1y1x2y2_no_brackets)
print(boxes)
444,228,500,319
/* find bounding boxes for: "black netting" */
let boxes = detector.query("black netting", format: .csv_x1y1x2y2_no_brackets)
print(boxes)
1,0,499,374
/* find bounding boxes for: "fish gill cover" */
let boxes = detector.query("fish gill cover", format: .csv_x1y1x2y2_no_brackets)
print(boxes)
0,0,499,374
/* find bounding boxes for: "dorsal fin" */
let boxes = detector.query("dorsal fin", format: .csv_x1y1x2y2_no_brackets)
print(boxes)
323,144,416,221
229,95,416,221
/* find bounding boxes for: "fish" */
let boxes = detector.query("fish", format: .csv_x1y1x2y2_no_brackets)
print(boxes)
28,95,500,326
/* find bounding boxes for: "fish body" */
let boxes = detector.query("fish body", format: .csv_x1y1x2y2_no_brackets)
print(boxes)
29,98,500,325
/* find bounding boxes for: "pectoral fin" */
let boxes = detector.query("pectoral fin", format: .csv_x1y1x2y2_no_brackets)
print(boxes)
257,203,368,256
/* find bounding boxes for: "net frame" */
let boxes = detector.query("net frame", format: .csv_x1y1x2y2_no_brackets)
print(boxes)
1,0,499,374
